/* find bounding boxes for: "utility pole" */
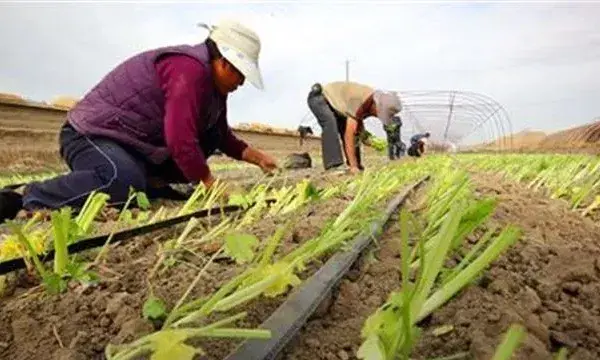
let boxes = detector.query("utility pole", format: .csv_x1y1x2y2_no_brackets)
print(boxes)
345,59,349,82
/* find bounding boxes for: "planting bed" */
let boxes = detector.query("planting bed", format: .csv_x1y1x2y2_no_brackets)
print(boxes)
0,156,426,360
281,202,418,360
2,122,600,360
0,190,349,360
279,167,600,360
411,173,600,360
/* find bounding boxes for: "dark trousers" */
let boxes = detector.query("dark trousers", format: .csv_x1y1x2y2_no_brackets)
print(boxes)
407,142,424,158
385,130,405,160
387,138,405,160
22,122,220,210
307,84,362,170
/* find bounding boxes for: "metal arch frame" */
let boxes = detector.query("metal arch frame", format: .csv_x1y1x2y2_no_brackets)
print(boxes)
393,90,514,151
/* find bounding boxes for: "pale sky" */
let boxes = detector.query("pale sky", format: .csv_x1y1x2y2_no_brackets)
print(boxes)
1,1,599,145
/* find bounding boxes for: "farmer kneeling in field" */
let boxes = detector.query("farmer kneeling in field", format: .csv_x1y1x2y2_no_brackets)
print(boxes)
407,132,431,158
307,81,402,174
0,19,278,223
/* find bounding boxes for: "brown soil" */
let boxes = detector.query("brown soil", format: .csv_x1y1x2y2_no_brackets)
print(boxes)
274,172,600,360
412,173,600,360
280,194,418,360
0,188,353,360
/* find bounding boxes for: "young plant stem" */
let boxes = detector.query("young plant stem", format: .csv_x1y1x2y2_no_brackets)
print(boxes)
10,225,47,278
91,192,136,266
490,324,526,360
164,245,224,329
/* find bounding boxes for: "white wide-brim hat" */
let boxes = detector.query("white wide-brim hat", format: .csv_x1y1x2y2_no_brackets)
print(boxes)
198,19,264,90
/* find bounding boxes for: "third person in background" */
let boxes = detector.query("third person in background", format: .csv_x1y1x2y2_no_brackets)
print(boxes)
307,81,402,174
407,132,431,158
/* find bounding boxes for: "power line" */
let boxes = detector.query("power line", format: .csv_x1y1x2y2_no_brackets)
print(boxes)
345,59,350,82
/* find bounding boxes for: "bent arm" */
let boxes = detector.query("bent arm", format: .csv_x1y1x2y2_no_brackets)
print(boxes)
157,54,214,186
215,108,272,168
217,109,249,160
241,146,269,166
354,94,375,121
344,117,360,169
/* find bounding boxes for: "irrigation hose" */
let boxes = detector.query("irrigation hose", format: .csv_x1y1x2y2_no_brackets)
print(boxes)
0,199,277,276
0,165,389,275
224,175,430,360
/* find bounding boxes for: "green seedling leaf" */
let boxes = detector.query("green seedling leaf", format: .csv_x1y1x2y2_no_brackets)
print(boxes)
264,263,301,297
256,221,294,267
163,239,176,251
360,291,407,356
163,257,178,269
227,193,250,208
43,273,68,295
455,197,497,240
8,221,48,278
51,207,72,275
301,180,320,200
136,192,151,210
143,296,168,321
77,271,100,286
121,210,133,224
357,335,386,360
66,262,99,286
491,324,526,360
75,191,110,235
149,331,202,360
137,211,150,223
240,262,302,298
554,347,568,360
224,233,259,264
418,225,521,322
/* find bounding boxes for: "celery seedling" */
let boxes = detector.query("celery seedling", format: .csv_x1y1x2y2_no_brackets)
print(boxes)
491,324,526,360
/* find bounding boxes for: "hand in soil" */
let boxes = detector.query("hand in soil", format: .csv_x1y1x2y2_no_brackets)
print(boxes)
258,153,279,174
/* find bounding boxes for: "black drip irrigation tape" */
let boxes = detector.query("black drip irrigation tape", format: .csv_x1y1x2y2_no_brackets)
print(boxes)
0,165,355,276
0,168,336,275
224,175,430,360
0,199,277,275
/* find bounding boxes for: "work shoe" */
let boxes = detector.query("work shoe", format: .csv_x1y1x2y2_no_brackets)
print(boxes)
323,165,348,176
0,189,24,224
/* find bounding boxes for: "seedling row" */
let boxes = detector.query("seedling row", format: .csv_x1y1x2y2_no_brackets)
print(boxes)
0,160,429,359
1,153,598,360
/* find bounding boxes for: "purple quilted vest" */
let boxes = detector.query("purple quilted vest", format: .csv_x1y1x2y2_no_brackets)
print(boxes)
67,43,225,164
